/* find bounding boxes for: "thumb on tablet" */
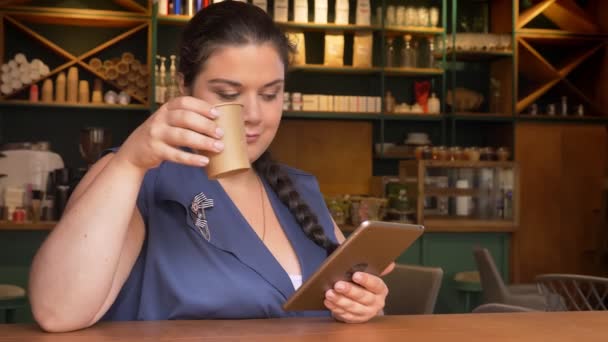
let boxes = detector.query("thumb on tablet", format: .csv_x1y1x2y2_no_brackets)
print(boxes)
380,262,395,276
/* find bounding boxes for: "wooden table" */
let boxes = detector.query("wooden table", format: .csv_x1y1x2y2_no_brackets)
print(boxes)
1,312,607,341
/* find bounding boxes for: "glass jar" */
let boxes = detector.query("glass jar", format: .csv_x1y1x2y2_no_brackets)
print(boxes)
464,147,480,161
429,7,440,27
386,5,396,26
436,146,448,161
497,147,510,161
449,146,463,161
480,147,496,161
421,146,433,160
405,6,417,27
417,7,429,27
401,35,417,68
386,37,398,67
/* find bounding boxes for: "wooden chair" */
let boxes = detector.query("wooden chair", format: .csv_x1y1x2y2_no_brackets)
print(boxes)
382,264,443,315
474,248,548,311
0,284,26,323
536,274,608,311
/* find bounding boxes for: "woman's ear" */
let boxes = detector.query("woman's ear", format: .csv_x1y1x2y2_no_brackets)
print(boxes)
178,73,187,95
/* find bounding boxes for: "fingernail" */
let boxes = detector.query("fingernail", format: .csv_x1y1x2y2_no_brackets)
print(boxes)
335,282,346,292
215,127,224,138
198,156,209,166
353,272,363,282
326,290,336,300
210,108,219,118
213,140,224,152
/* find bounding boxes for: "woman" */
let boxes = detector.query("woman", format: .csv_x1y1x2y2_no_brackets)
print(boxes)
29,2,392,332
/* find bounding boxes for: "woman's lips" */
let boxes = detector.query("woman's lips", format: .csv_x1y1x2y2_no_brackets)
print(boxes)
246,133,260,143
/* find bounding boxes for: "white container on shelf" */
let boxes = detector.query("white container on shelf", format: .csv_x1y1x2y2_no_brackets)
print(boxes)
158,0,168,15
356,0,371,25
274,0,289,22
335,0,349,24
294,0,309,23
455,179,471,216
314,0,328,24
252,0,267,12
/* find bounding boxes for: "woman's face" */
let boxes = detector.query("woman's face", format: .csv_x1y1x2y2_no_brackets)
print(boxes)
190,42,285,163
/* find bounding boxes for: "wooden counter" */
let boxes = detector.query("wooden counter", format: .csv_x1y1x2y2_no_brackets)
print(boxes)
0,221,56,231
0,312,606,341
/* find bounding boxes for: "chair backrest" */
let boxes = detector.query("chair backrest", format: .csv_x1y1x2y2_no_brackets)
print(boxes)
536,274,608,311
382,263,443,315
472,303,537,313
473,248,509,303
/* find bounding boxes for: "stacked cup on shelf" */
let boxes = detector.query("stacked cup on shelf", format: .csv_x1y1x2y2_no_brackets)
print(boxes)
1,53,50,96
88,52,148,104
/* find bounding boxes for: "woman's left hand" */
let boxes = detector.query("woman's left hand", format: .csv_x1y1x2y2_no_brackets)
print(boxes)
324,262,395,323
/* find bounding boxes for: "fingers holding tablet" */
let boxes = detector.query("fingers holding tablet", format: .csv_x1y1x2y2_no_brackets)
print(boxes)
324,271,389,323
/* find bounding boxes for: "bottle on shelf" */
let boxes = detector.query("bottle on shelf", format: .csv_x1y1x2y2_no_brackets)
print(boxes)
401,34,416,68
158,0,169,15
166,55,180,101
426,36,435,69
386,37,398,68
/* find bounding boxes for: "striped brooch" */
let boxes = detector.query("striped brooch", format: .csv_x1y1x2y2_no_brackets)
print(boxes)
190,192,214,241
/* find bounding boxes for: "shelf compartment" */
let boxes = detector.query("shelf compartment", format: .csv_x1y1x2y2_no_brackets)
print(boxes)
442,50,514,62
0,99,149,110
3,9,148,27
418,160,515,169
288,64,381,74
516,78,561,113
276,21,380,32
383,67,444,76
384,25,444,36
381,113,443,121
517,0,558,29
425,188,480,197
517,0,601,34
517,115,608,124
1,1,149,16
452,113,514,122
0,220,56,230
517,37,559,82
423,218,516,232
282,110,380,120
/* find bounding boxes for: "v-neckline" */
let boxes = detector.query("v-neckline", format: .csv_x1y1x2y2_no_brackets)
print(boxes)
211,175,305,280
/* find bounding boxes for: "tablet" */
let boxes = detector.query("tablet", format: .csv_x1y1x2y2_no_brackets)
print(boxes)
283,220,424,311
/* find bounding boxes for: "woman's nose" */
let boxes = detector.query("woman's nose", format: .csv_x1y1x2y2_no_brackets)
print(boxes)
242,93,262,124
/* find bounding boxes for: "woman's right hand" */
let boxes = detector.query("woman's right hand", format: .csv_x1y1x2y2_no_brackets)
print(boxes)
114,96,224,171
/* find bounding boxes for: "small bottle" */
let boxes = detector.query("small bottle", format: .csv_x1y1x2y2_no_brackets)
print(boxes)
426,37,435,68
158,0,169,15
154,56,161,104
386,37,397,67
159,56,167,104
427,92,440,114
166,55,179,101
560,96,568,116
401,35,416,68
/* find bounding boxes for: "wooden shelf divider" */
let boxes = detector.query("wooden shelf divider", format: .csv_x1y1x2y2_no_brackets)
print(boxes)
516,78,561,113
77,22,149,62
517,0,557,29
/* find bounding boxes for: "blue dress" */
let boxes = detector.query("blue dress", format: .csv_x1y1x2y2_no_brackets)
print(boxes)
102,158,337,321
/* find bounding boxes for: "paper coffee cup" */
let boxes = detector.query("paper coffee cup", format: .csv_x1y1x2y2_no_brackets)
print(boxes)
206,103,250,179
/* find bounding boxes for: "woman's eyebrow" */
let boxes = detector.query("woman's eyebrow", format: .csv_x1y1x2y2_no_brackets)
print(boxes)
207,79,284,88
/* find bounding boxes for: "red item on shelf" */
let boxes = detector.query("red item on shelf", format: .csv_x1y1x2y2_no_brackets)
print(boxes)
29,84,39,102
12,208,26,223
415,81,431,113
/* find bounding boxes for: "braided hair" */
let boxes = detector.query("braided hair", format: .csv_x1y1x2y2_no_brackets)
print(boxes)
179,1,338,255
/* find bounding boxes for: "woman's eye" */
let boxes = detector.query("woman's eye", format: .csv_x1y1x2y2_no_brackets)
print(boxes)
218,93,239,101
260,93,278,101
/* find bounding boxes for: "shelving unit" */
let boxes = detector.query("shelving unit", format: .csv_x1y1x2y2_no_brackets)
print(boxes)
515,0,608,118
0,3,152,107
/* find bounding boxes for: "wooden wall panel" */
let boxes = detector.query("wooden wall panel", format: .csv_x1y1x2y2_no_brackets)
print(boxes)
560,126,606,275
269,120,373,196
514,123,563,282
514,123,608,282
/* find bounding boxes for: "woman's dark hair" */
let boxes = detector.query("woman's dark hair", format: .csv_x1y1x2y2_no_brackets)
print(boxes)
179,1,338,255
